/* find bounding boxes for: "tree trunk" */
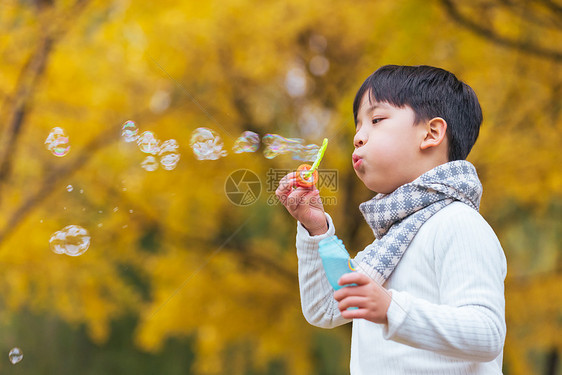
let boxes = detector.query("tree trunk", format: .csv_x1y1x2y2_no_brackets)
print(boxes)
545,347,559,375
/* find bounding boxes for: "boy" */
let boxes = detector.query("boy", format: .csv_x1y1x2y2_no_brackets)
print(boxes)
276,65,507,374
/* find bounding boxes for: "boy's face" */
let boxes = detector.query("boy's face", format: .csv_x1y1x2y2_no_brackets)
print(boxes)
352,92,427,194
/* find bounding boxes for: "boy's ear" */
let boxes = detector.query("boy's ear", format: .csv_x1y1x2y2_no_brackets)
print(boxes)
420,117,447,150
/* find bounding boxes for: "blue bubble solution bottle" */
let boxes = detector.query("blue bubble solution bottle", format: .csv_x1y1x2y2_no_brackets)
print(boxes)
318,235,357,291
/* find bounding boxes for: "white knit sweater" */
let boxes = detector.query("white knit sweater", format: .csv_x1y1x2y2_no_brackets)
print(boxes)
296,202,507,374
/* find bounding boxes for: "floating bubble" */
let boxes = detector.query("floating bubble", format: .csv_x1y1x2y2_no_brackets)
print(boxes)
232,131,260,154
293,144,321,161
49,225,90,257
66,184,73,192
262,134,290,159
122,120,139,143
140,155,158,171
137,131,160,154
190,128,227,160
49,230,67,254
262,134,303,159
158,139,180,170
45,127,70,157
9,347,23,365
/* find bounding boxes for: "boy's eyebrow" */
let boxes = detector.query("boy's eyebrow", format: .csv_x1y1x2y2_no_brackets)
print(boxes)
361,102,389,114
369,102,392,111
355,101,391,126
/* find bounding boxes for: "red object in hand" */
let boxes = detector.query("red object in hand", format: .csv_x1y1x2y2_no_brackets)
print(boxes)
296,164,318,188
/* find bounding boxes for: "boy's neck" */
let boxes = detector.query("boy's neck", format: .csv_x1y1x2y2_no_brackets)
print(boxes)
414,142,450,180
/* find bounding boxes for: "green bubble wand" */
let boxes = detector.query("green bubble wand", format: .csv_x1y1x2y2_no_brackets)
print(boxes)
296,138,328,188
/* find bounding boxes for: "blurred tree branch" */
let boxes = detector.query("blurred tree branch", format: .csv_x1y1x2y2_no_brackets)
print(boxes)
0,125,116,246
0,0,91,205
0,34,54,196
439,0,562,63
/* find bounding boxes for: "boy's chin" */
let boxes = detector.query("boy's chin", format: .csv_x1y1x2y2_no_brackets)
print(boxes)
356,176,379,193
365,180,397,195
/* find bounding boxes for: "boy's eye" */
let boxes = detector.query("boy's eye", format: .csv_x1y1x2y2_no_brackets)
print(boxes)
372,118,383,124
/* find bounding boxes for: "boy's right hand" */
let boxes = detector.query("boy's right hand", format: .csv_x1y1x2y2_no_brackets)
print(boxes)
275,172,328,236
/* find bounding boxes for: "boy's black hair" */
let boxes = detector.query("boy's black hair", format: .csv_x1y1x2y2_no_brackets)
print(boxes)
353,65,483,161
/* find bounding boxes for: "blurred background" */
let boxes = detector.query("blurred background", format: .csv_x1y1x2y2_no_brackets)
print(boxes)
0,0,561,374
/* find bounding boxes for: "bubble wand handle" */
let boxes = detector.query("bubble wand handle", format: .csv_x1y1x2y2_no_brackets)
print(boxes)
304,138,328,179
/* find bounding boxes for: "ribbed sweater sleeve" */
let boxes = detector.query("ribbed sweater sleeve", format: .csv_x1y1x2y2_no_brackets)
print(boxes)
381,207,507,362
295,213,351,328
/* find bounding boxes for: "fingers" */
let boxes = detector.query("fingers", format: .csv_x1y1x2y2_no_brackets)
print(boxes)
338,272,370,287
334,273,389,302
333,277,392,324
276,172,323,210
337,296,366,311
333,282,360,302
301,188,323,209
340,306,369,320
286,188,315,212
275,172,296,204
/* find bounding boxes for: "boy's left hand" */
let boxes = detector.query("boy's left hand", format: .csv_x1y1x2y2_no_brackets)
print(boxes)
333,273,392,324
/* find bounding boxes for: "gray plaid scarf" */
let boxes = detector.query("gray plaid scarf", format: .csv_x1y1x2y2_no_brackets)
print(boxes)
355,160,483,284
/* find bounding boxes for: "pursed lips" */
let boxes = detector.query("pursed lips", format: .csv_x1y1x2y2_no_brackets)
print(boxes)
352,153,362,169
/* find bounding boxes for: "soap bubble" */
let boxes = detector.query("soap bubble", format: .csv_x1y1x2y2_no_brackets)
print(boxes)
122,120,139,142
66,184,73,192
190,127,227,160
232,131,260,153
158,139,180,170
263,134,324,161
293,143,320,161
140,155,158,171
49,225,90,257
45,127,70,157
137,131,160,154
262,134,303,159
49,230,67,254
9,347,23,365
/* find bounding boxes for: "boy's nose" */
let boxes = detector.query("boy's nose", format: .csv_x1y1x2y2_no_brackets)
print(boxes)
354,135,365,148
